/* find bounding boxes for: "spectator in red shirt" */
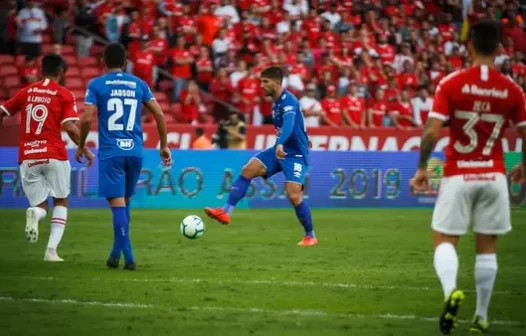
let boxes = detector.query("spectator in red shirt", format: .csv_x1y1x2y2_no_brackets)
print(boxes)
210,67,234,121
367,88,388,128
236,65,260,123
195,46,214,91
132,37,155,87
179,79,202,124
388,89,418,129
148,25,168,85
340,82,366,128
19,55,39,87
169,35,194,103
320,85,343,127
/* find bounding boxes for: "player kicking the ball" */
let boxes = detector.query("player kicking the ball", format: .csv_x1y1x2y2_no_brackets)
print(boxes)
205,66,317,246
0,54,94,262
76,43,171,270
411,20,526,335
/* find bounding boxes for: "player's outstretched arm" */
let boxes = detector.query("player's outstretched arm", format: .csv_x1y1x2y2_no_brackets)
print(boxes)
144,99,171,165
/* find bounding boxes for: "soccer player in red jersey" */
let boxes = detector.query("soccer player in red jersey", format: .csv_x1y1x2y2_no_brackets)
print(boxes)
411,21,526,334
0,54,94,262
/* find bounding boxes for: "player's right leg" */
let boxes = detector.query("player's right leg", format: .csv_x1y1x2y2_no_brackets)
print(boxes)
469,174,511,334
19,160,50,243
431,175,471,335
99,157,128,269
204,147,279,225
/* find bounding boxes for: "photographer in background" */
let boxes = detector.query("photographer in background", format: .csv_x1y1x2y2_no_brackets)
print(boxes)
212,111,246,149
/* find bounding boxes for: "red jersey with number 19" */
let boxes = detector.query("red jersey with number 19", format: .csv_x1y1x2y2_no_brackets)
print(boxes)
0,79,79,163
430,65,526,177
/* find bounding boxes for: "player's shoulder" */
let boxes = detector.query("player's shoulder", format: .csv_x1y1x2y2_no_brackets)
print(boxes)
437,68,470,89
281,90,300,106
87,74,106,89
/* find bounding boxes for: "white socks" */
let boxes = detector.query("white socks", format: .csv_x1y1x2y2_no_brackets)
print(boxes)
434,242,459,298
47,206,67,250
475,254,497,321
31,207,47,220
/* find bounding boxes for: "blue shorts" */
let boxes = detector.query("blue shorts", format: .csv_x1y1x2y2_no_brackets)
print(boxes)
98,156,143,198
254,147,308,185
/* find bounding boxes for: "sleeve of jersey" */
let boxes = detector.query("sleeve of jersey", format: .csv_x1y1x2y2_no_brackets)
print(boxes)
84,80,98,105
0,91,22,116
513,86,526,128
277,105,297,145
62,91,80,124
428,81,449,121
142,80,155,103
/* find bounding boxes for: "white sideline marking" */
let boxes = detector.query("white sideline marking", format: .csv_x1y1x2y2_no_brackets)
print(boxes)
4,275,517,295
0,296,521,326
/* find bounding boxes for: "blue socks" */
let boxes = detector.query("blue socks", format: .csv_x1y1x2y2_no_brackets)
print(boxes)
295,201,315,238
110,206,134,264
223,176,251,215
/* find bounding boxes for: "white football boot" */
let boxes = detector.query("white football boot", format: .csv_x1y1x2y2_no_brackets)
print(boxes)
44,248,64,262
25,208,39,243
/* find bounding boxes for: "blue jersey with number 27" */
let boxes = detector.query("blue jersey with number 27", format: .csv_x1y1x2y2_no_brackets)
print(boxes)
85,71,154,160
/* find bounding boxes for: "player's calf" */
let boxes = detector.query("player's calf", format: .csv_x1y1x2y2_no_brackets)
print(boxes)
44,199,68,261
286,182,317,246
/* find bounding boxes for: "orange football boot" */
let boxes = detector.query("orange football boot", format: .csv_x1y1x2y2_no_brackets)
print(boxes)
204,207,231,225
296,236,319,246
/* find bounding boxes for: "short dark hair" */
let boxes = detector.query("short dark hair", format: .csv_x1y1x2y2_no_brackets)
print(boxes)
261,66,283,83
470,20,501,56
41,53,67,77
104,42,127,69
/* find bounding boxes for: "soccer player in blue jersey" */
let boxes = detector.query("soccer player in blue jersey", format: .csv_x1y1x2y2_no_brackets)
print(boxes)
205,66,317,246
75,43,171,270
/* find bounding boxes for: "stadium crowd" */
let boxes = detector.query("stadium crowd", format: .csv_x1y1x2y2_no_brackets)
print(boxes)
0,0,526,129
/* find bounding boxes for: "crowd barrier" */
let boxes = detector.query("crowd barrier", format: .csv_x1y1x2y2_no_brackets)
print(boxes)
0,148,524,208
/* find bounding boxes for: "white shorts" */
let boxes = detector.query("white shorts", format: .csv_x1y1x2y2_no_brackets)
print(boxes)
432,173,511,236
19,159,71,207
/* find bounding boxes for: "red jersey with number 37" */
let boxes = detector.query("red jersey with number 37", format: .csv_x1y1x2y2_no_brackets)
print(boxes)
430,65,526,176
0,79,79,163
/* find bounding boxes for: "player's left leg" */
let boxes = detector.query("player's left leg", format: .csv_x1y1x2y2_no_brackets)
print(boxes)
431,175,470,334
99,157,128,269
281,157,317,246
469,173,511,334
19,160,50,243
43,159,72,262
120,156,144,270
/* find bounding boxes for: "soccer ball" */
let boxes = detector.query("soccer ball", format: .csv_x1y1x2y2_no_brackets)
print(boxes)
180,215,205,239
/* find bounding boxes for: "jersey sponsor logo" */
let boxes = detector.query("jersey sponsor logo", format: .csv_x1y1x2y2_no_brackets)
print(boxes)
24,140,47,147
456,160,494,168
283,105,294,112
105,80,137,88
27,159,50,168
24,147,48,155
110,89,137,98
29,88,57,95
463,173,496,181
116,138,135,150
461,84,508,98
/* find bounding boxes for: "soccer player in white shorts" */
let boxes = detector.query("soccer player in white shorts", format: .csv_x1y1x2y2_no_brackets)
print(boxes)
411,20,526,335
0,54,93,262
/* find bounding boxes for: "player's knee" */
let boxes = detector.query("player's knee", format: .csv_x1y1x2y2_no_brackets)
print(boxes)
286,187,303,206
241,161,264,179
36,200,49,212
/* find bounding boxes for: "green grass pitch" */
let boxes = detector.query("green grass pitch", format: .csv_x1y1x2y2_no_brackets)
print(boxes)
0,209,525,336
